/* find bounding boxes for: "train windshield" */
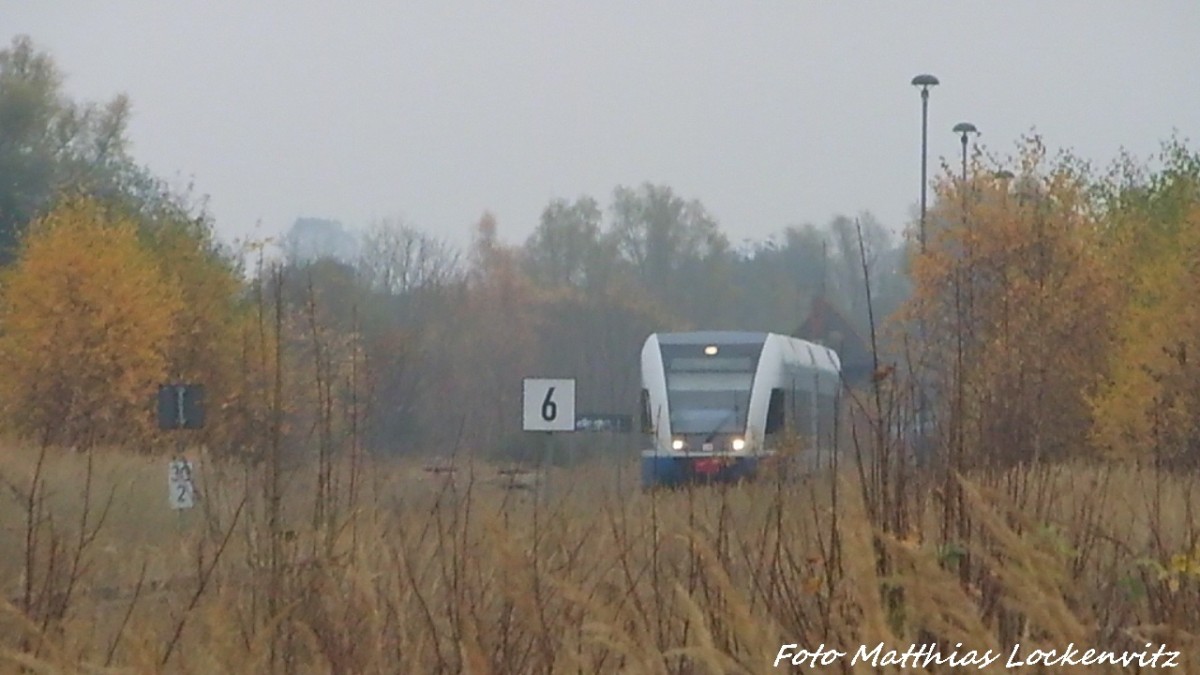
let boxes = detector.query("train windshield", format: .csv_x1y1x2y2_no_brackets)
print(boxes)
660,343,762,435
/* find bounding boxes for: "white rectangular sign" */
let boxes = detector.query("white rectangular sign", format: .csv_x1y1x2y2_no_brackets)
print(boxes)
168,459,195,510
523,378,576,431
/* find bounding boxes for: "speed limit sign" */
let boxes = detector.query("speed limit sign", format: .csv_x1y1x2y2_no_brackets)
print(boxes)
523,378,576,431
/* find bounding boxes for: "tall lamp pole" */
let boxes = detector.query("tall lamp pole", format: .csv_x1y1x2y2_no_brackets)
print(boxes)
947,121,979,565
911,74,939,251
953,122,979,187
910,74,939,454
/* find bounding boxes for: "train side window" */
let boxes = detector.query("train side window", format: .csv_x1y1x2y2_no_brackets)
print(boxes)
783,386,795,433
640,389,652,433
812,374,821,438
766,388,785,434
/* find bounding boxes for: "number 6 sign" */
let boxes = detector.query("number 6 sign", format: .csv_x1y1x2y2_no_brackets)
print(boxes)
523,378,576,431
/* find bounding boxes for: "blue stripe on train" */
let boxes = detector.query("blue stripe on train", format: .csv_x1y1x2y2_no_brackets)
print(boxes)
640,452,763,488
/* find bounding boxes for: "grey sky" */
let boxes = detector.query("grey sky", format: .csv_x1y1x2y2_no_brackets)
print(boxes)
6,2,1198,251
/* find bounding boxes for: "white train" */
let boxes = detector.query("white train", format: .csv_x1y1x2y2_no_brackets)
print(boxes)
639,331,842,488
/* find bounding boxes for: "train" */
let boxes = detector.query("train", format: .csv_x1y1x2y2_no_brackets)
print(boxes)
639,331,842,488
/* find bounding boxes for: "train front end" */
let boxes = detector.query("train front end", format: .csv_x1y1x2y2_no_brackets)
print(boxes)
639,332,769,489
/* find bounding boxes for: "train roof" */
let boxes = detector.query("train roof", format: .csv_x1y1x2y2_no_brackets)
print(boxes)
653,331,769,346
648,331,840,370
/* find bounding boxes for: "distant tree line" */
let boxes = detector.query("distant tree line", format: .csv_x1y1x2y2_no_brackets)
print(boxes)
268,184,910,458
3,34,1199,470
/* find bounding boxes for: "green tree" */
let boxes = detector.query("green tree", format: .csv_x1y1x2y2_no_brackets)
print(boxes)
827,213,897,332
609,183,727,288
609,183,732,325
522,196,615,291
1090,137,1200,463
727,224,830,332
0,36,138,263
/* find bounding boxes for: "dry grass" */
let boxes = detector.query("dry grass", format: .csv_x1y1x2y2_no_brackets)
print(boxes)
1,444,1198,673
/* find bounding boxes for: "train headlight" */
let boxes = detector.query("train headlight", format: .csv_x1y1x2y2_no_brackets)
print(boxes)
672,438,685,451
731,438,746,451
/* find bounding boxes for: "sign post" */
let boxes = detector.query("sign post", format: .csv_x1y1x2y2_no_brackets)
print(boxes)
157,384,205,522
522,378,576,497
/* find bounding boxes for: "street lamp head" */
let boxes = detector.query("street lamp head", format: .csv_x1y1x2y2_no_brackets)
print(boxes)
954,123,979,184
911,74,940,87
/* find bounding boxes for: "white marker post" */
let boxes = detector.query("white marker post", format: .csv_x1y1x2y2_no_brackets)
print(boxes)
157,382,205,530
168,459,195,510
522,378,576,497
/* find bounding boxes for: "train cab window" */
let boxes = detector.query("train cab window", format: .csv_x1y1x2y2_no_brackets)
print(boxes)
765,388,785,434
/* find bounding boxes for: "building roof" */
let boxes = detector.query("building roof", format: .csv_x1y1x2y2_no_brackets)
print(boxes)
792,295,874,383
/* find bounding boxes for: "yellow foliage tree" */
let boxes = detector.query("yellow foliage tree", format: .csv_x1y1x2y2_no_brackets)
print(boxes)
139,215,263,454
0,196,182,447
905,137,1117,464
455,212,548,449
1090,141,1200,462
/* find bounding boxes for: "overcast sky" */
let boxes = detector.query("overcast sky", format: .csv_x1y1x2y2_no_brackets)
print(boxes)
6,2,1198,251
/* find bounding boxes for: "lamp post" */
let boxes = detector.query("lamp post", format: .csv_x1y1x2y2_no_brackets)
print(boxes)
952,122,979,187
909,74,939,463
948,121,978,569
911,74,939,252
953,122,981,237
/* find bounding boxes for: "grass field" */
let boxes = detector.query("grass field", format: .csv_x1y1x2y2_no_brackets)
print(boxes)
1,443,1199,673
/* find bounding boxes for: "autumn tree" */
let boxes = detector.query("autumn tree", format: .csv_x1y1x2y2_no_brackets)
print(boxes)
140,206,274,455
1090,138,1200,464
454,213,549,449
0,196,181,447
906,136,1117,465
